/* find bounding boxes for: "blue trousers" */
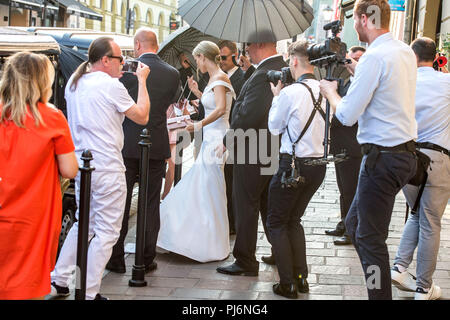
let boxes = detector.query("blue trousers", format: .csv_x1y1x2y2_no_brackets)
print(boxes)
345,152,416,300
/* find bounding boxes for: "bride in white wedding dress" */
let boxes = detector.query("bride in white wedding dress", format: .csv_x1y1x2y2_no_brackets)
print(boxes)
157,41,235,262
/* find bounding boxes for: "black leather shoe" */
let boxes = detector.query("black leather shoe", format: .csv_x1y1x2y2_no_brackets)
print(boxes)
273,283,298,299
334,235,352,246
105,261,126,274
261,255,276,265
145,261,157,273
325,228,345,237
216,263,258,276
296,277,309,293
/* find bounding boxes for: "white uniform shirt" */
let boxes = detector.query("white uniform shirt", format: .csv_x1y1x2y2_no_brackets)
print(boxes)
65,71,135,172
269,79,327,158
336,32,418,147
414,67,450,150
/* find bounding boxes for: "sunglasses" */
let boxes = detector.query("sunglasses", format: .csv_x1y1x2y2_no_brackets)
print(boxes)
108,55,124,63
220,54,236,61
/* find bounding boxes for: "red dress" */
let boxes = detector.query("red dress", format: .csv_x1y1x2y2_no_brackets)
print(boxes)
0,102,75,299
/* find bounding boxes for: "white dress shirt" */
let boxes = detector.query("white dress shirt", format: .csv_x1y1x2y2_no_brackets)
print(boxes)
227,66,239,78
414,67,450,150
335,32,418,147
269,79,327,158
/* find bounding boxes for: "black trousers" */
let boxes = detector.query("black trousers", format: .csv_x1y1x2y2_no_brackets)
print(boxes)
345,152,416,300
232,163,272,271
224,163,235,232
267,158,326,285
109,157,166,267
334,156,362,233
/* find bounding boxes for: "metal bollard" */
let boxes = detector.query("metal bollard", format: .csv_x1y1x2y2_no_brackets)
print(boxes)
173,131,183,186
75,150,95,300
129,129,151,287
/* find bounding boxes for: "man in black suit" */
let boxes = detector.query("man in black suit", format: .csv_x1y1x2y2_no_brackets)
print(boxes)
217,41,287,276
325,46,366,245
218,40,246,235
106,28,180,273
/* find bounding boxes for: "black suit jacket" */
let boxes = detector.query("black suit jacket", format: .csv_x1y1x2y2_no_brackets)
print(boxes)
228,67,245,122
121,53,180,160
330,79,361,157
225,56,287,164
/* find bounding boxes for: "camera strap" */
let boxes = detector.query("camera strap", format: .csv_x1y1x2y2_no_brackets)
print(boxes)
286,80,325,158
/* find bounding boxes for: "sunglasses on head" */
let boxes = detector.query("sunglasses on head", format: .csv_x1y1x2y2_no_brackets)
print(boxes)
108,55,124,63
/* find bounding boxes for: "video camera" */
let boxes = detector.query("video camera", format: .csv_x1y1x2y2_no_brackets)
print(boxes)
266,21,348,87
307,20,348,67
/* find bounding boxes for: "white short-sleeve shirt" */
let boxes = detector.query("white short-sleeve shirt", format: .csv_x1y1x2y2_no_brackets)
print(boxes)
65,71,135,172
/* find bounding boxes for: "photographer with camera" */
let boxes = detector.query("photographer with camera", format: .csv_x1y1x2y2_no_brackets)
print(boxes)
325,46,366,246
319,0,418,300
265,40,327,299
391,37,450,300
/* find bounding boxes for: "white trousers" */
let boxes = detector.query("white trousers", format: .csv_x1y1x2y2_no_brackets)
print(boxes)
52,171,126,300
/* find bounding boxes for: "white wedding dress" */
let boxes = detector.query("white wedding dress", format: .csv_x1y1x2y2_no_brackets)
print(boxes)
157,80,235,262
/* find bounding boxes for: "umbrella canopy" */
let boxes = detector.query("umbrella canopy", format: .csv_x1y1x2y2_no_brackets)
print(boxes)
58,44,88,81
158,25,221,70
178,0,314,43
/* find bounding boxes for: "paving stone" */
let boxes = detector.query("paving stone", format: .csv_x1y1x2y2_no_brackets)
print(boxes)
126,286,173,297
308,284,342,295
219,291,260,300
318,275,365,285
195,279,252,291
343,285,368,297
326,257,364,267
310,266,351,275
148,277,199,289
171,288,222,299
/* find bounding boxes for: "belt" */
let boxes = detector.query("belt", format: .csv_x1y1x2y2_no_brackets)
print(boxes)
279,153,321,164
360,140,416,169
416,142,450,157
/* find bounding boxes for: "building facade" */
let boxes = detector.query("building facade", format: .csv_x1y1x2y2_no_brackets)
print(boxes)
0,0,179,42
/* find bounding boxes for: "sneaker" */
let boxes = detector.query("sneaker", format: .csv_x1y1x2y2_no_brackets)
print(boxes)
415,284,442,300
391,265,416,292
50,281,70,297
94,293,109,300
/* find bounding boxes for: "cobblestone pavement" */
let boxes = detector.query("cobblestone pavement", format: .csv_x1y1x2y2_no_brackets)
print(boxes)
53,144,450,300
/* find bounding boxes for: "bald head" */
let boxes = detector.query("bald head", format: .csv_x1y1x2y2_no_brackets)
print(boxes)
134,27,159,56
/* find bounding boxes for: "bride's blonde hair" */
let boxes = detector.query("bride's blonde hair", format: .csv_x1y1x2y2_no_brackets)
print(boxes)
192,41,220,78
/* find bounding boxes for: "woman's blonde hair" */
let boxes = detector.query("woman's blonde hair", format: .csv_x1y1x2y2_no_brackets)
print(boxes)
192,41,221,77
0,52,54,127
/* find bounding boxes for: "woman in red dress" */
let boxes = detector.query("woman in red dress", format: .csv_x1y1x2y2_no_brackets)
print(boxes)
0,52,78,299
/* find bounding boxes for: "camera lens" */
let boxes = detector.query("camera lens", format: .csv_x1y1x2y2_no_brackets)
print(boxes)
267,70,283,85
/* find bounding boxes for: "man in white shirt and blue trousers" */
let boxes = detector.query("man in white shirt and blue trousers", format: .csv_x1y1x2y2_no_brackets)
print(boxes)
391,37,450,300
267,40,327,299
320,0,418,300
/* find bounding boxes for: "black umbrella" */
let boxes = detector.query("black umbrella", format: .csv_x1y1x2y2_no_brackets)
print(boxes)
178,0,314,43
157,25,221,70
58,45,88,81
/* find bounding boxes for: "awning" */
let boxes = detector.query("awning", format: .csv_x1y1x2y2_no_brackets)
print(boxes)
57,0,103,21
340,0,356,19
3,0,59,14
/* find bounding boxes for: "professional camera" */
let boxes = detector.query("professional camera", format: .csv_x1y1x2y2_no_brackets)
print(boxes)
267,67,294,86
281,166,306,189
307,20,348,67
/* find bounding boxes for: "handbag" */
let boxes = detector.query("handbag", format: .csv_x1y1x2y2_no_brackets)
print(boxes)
167,101,192,130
